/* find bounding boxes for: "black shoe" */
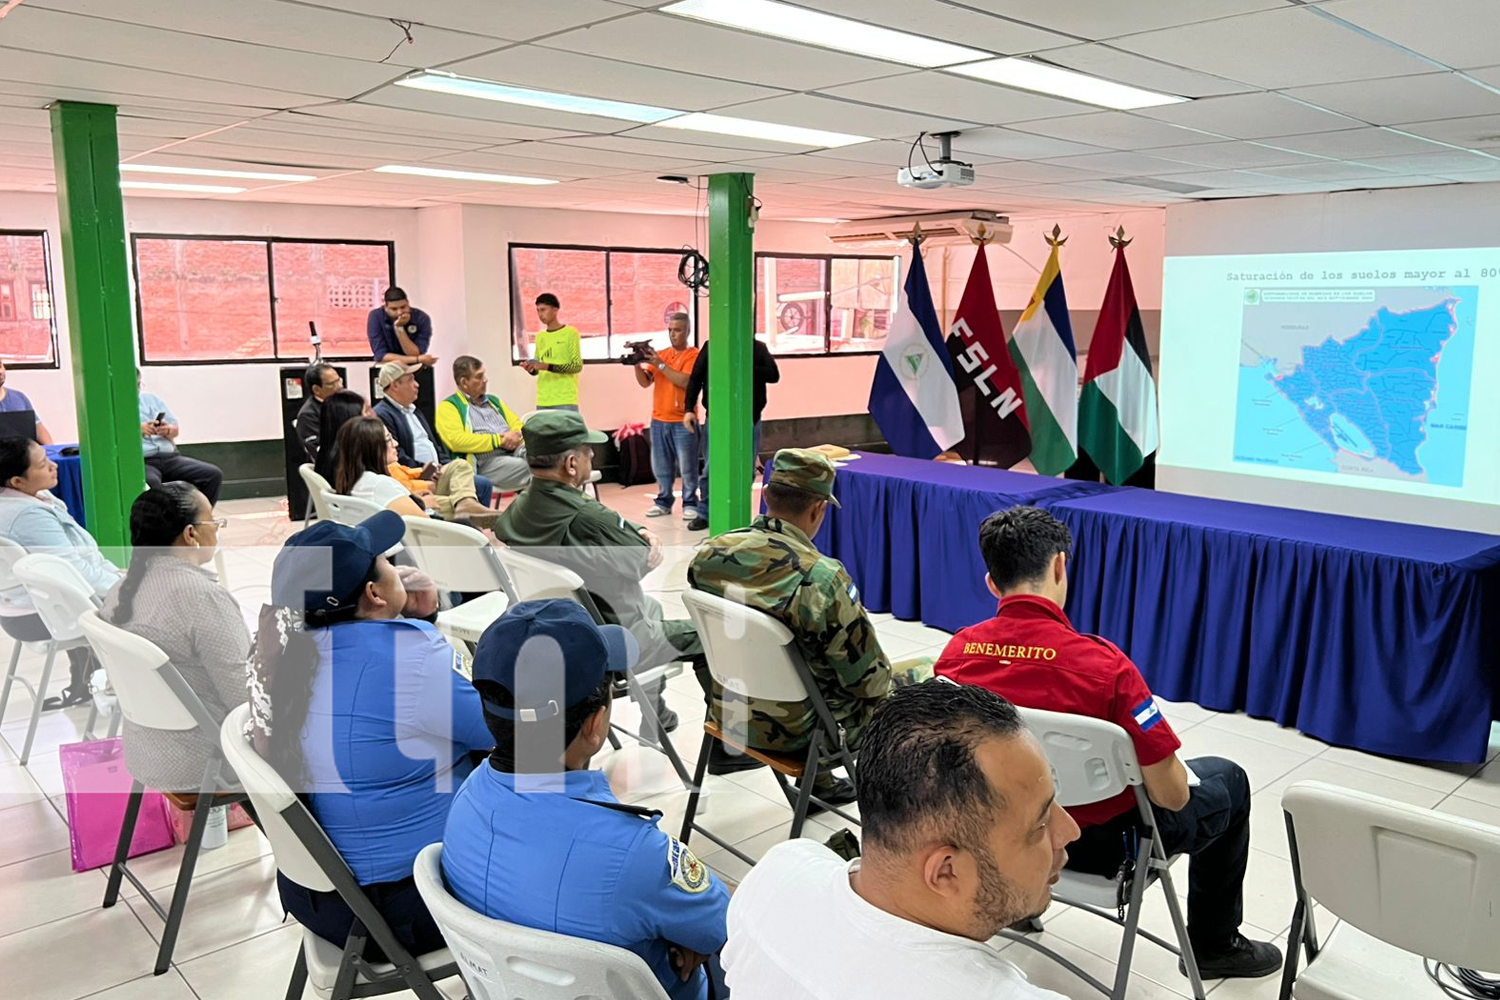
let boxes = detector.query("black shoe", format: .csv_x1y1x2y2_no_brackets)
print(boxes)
656,706,679,734
1007,916,1045,934
42,687,91,711
805,776,858,815
1180,934,1283,980
687,516,708,531
706,742,764,775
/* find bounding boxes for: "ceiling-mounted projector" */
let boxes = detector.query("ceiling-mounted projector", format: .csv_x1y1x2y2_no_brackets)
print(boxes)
898,130,974,189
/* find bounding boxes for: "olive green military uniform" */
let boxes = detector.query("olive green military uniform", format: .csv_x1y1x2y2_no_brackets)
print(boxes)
492,412,701,670
687,449,892,753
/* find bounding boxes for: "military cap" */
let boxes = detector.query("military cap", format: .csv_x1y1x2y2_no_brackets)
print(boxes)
522,410,608,455
768,448,841,508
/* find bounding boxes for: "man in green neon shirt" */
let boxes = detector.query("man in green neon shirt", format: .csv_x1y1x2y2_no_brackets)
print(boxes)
522,292,583,411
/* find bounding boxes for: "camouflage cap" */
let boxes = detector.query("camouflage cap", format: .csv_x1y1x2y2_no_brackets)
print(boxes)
768,448,841,507
522,409,608,455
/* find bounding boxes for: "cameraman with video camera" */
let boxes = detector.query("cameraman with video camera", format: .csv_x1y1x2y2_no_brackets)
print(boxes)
632,312,702,523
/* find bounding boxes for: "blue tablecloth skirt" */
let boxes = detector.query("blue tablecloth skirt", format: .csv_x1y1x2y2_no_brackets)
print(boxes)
45,444,87,529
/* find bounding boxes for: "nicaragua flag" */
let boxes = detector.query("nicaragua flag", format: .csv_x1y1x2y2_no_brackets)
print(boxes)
868,244,964,459
1009,243,1078,476
1079,243,1158,485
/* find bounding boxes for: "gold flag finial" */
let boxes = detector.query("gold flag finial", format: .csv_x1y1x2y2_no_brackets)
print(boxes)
970,222,993,246
1109,225,1132,249
910,220,925,247
1045,224,1067,248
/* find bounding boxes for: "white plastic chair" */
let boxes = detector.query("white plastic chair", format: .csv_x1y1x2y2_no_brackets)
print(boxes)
491,546,692,785
399,517,514,646
218,704,458,1000
1278,780,1500,1000
680,589,860,865
412,842,671,1000
299,464,334,522
323,491,390,529
8,552,99,764
76,607,250,975
1000,706,1205,1000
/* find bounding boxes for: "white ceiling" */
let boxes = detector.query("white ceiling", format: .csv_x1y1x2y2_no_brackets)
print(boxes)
1,0,1499,219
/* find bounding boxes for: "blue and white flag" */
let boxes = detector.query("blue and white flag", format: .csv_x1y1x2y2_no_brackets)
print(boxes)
868,245,964,458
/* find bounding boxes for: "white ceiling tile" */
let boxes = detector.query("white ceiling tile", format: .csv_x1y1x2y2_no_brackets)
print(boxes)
971,159,1110,183
1249,160,1411,181
1137,93,1359,139
420,150,626,178
949,0,1289,40
193,126,484,161
1394,113,1500,149
714,154,867,176
819,72,1094,126
1139,141,1322,169
621,123,821,154
26,0,506,67
1259,126,1452,158
950,128,1110,159
1316,0,1500,69
789,0,1074,54
1457,66,1500,99
292,104,573,143
1030,44,1254,99
167,139,382,170
1356,150,1500,175
362,86,641,135
551,135,772,163
481,141,705,173
537,14,910,91
1113,7,1436,89
281,0,633,40
1037,150,1211,177
712,93,978,141
1008,111,1228,150
1280,74,1500,126
247,116,495,152
445,45,782,111
0,49,327,108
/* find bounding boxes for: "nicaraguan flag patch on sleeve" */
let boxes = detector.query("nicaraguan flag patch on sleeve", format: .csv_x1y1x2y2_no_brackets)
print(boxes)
1132,697,1163,731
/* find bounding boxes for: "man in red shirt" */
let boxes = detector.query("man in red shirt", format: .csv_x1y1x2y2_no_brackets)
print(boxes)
934,506,1280,981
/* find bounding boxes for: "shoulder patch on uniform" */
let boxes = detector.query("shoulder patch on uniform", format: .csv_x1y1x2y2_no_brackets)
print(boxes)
846,580,859,602
666,837,710,893
1132,697,1163,731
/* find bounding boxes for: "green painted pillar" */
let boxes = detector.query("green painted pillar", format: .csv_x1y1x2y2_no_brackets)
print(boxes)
50,101,142,557
706,172,755,535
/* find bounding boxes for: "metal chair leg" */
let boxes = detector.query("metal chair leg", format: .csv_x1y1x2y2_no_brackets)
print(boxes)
284,942,309,1000
19,644,58,766
1109,834,1152,1000
1158,861,1205,1000
787,741,820,840
606,729,623,750
0,638,22,728
106,706,121,739
678,732,714,844
153,790,215,974
104,781,145,908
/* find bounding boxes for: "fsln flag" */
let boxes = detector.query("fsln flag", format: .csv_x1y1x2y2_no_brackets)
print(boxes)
868,244,964,459
1080,238,1158,484
1008,236,1078,475
945,244,1032,468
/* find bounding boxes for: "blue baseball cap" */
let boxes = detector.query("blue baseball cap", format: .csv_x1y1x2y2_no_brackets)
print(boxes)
472,599,638,722
271,511,406,613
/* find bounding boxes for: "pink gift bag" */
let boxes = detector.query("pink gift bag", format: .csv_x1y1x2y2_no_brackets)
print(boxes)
60,738,176,872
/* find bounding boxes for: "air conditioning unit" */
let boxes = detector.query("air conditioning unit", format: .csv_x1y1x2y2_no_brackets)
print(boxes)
827,210,1012,248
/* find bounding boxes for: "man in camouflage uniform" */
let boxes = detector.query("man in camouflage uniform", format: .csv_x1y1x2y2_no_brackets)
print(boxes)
687,448,892,804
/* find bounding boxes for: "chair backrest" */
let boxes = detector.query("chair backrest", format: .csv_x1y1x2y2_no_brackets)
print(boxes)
219,703,336,892
492,546,598,612
298,464,334,522
323,491,389,528
0,536,31,611
76,608,204,732
1016,706,1142,809
681,588,813,702
412,843,670,1000
13,553,97,643
401,517,516,601
1282,780,1500,970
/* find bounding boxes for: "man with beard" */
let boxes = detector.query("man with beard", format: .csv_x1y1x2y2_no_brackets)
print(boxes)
721,680,1079,999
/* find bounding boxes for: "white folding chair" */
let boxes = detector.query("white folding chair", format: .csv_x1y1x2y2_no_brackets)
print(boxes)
8,552,101,764
299,464,335,522
491,546,693,785
680,589,860,866
1279,780,1500,1000
399,517,515,646
999,707,1205,1000
412,843,671,1000
76,607,251,975
218,705,459,1000
323,491,390,528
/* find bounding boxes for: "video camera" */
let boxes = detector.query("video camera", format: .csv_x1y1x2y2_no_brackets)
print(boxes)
619,339,655,365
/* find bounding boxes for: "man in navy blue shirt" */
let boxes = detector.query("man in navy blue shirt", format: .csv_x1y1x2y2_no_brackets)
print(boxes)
443,600,731,1000
366,286,437,366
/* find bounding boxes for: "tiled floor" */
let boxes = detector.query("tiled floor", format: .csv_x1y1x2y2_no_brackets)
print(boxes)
2,487,1497,1000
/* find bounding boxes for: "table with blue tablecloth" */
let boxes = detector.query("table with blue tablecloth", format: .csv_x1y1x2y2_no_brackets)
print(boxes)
45,444,87,528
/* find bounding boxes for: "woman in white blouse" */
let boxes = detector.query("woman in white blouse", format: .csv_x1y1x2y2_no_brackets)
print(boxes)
332,416,493,523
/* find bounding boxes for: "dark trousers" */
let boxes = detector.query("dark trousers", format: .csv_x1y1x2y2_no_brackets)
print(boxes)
145,453,224,507
1064,756,1251,952
277,872,445,962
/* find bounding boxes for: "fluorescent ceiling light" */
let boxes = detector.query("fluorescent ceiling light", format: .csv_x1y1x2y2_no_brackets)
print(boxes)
396,71,678,123
656,113,871,148
374,164,558,186
120,163,316,183
121,181,246,194
950,58,1188,110
662,0,992,68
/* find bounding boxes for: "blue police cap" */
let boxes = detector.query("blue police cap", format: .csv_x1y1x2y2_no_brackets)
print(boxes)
472,599,639,722
270,511,405,613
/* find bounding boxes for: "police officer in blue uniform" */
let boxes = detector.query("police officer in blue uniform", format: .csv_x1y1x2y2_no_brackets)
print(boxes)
442,599,731,1000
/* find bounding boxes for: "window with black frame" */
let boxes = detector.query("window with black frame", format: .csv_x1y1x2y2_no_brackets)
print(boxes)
755,252,900,356
0,231,59,368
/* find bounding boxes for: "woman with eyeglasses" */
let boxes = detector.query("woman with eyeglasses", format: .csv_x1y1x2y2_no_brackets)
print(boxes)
101,482,251,792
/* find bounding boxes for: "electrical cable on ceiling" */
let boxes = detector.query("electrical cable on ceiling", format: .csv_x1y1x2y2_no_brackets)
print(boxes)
678,248,709,294
379,19,415,63
907,131,939,176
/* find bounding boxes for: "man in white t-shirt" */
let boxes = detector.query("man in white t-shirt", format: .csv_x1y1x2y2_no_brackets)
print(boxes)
722,680,1081,1000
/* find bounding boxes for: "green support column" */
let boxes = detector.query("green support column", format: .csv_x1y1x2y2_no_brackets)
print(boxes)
50,101,142,557
706,172,755,535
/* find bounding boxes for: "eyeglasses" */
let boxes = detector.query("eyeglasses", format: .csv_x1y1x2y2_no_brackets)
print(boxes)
194,518,228,529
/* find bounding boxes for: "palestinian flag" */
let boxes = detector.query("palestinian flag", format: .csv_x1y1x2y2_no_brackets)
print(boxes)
1079,240,1158,485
